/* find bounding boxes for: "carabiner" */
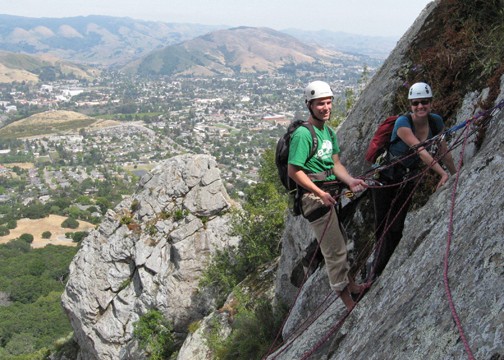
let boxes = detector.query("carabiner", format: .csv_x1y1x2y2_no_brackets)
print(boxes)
344,191,354,199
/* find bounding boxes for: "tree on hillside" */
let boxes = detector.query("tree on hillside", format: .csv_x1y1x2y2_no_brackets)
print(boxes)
61,217,79,229
19,234,34,244
6,219,17,230
21,201,48,219
0,226,9,236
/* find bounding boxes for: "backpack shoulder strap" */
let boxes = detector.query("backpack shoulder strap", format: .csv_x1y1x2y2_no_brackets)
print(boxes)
404,113,414,128
390,114,411,145
301,123,318,161
427,114,441,136
327,126,336,142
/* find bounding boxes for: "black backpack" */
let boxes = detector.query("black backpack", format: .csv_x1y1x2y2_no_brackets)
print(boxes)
275,120,318,191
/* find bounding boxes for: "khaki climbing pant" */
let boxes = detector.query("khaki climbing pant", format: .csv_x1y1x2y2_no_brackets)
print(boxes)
301,192,349,292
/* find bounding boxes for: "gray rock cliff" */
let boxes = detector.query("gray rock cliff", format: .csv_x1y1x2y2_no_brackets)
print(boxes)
61,154,239,360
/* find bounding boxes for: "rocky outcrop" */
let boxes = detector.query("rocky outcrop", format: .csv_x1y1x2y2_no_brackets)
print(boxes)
268,2,504,359
61,154,239,360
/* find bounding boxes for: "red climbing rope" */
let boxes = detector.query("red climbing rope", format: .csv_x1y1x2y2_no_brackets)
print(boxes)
443,123,475,360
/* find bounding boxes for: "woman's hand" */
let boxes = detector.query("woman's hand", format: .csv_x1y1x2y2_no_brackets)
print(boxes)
436,171,449,189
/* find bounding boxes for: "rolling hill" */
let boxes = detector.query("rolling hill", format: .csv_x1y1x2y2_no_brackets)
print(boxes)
126,26,360,77
0,110,119,139
0,14,391,71
0,14,224,66
0,51,99,83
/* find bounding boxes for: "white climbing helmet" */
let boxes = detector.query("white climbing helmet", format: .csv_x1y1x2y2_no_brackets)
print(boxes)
304,81,334,103
408,82,433,99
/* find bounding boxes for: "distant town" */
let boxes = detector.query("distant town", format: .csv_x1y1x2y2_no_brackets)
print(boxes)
0,63,375,225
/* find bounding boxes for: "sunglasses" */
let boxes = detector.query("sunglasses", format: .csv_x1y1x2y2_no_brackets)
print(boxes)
410,99,431,106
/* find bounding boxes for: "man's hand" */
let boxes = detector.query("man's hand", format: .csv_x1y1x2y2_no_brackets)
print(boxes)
347,178,368,193
318,191,336,206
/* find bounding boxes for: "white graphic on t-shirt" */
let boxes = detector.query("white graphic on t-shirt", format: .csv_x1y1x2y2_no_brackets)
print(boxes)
317,140,333,158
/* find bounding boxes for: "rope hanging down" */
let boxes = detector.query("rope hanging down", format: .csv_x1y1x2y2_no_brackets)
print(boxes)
438,98,503,360
443,124,475,360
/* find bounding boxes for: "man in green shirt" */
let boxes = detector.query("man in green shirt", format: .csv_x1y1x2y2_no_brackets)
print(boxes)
288,81,367,311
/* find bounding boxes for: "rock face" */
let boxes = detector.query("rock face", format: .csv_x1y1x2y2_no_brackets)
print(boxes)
61,154,239,360
269,3,504,359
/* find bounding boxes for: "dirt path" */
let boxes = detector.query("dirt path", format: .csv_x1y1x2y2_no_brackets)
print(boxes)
0,214,96,248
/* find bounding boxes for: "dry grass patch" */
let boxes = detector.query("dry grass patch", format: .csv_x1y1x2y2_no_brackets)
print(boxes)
2,162,35,170
0,63,39,83
0,110,98,139
0,214,95,248
89,119,122,128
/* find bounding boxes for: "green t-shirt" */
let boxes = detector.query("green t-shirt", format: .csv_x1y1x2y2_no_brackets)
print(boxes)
288,124,339,182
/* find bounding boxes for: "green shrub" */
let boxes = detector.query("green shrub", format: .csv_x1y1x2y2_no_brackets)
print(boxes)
0,225,10,236
70,231,88,243
199,216,210,228
187,320,201,334
146,224,158,236
4,333,37,355
133,310,176,360
61,217,79,229
41,231,52,239
173,209,188,221
3,238,31,253
6,219,17,230
120,215,133,225
130,199,140,212
204,291,287,360
19,233,34,244
221,299,286,360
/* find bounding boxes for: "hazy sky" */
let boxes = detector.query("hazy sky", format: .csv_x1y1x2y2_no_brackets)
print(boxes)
2,0,433,37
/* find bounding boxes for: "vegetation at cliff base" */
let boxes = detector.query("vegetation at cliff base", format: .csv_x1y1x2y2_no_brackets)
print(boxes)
203,290,287,360
133,310,177,360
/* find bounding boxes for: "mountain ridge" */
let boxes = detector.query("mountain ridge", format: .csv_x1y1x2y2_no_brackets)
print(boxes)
0,14,224,66
127,26,359,77
282,28,397,59
0,14,392,70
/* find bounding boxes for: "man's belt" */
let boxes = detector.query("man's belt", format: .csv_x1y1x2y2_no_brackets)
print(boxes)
307,169,333,181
